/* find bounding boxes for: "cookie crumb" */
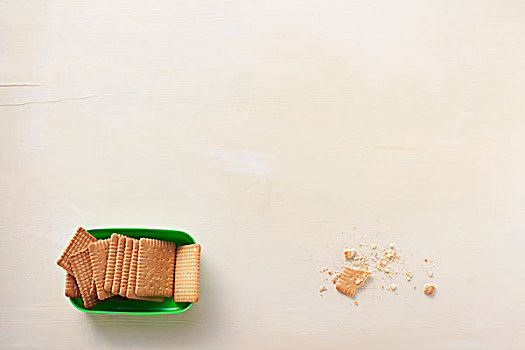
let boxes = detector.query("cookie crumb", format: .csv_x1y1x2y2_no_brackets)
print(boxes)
354,300,358,306
344,249,356,260
423,284,435,295
319,285,328,292
320,231,437,301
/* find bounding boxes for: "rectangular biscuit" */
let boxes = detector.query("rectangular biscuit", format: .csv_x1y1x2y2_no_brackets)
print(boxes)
335,267,371,297
135,238,176,297
126,240,163,302
111,236,128,294
57,227,97,275
118,237,136,296
104,234,123,292
65,273,81,298
88,239,113,300
70,249,99,309
173,244,201,303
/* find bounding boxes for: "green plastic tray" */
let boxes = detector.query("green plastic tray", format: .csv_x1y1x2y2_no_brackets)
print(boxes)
69,227,196,315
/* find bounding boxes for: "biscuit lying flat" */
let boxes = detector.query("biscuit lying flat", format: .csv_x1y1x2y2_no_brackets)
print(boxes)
135,238,176,297
335,267,371,297
126,240,163,302
173,244,201,303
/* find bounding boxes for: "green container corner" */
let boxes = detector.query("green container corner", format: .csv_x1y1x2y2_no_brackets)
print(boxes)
69,227,196,315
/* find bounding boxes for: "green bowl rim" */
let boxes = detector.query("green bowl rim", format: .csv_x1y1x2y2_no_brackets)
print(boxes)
68,227,197,315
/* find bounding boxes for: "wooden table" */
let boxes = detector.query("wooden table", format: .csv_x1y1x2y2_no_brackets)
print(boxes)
1,1,524,348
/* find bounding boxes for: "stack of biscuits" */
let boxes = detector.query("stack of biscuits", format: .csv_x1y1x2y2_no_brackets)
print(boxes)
57,227,201,308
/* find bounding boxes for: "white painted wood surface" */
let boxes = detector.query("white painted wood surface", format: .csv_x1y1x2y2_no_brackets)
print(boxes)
1,1,525,349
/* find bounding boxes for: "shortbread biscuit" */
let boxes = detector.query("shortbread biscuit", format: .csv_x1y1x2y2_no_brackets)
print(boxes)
88,239,113,300
111,236,128,294
118,237,136,296
174,244,201,303
57,227,96,275
70,249,99,308
126,240,163,302
65,273,80,298
104,234,123,292
135,238,176,297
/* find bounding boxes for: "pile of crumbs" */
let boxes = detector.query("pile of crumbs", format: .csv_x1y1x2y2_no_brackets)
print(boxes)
319,230,437,300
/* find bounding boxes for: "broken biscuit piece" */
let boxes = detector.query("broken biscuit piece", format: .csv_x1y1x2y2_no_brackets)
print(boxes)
406,272,413,281
335,267,371,297
344,249,356,259
424,284,435,295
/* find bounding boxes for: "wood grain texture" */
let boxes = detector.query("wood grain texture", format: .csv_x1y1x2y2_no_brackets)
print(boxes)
1,0,525,348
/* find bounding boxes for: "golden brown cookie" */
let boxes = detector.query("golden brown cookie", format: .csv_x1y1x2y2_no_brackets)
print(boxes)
126,240,163,302
65,273,80,298
103,233,122,291
57,227,96,275
70,249,99,308
88,239,113,300
173,244,201,303
111,236,128,294
118,237,136,296
135,238,176,297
